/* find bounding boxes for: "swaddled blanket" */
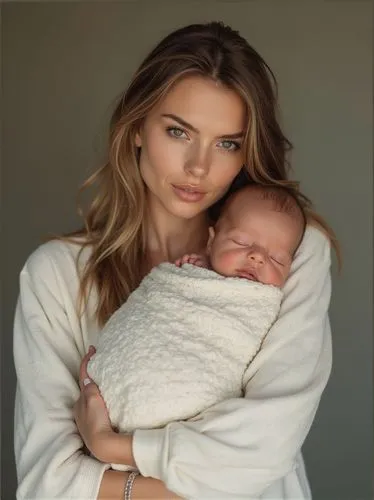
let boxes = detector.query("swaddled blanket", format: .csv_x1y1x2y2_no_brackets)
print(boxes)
88,263,282,435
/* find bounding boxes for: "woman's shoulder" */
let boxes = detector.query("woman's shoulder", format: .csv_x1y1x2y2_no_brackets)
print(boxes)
296,224,332,270
289,224,331,284
22,237,92,281
302,224,331,252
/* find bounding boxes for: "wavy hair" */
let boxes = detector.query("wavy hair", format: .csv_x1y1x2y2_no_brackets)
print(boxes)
61,22,339,326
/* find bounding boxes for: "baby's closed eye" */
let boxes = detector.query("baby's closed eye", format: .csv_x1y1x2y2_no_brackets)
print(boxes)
270,256,284,266
232,240,247,246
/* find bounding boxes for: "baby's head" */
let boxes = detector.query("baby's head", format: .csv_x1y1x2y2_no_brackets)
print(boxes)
207,185,306,287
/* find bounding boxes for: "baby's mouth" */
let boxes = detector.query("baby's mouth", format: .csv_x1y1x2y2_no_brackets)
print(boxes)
236,270,259,282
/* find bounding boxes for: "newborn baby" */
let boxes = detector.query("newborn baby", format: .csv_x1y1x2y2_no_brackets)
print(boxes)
88,184,306,469
176,184,305,287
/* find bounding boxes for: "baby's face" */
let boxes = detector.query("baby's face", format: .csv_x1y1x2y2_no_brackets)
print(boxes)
208,197,303,288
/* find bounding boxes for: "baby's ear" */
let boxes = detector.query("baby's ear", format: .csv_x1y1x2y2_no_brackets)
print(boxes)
206,226,216,255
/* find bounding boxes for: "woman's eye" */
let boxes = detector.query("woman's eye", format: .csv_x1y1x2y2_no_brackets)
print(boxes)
166,127,187,139
218,140,241,152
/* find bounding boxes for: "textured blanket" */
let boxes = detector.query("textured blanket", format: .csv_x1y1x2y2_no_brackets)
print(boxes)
88,263,282,435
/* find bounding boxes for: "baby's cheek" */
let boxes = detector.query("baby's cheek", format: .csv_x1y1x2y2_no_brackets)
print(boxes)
262,264,284,287
211,251,239,277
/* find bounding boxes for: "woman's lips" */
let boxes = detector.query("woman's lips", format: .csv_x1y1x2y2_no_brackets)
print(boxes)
172,184,206,203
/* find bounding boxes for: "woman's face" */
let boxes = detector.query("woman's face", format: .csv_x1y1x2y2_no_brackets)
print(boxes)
135,75,246,220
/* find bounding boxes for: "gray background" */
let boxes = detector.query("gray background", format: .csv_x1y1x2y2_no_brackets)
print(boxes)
2,1,372,499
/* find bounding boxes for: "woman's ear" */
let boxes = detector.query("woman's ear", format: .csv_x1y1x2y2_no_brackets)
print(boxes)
206,226,216,255
135,119,145,147
135,131,142,147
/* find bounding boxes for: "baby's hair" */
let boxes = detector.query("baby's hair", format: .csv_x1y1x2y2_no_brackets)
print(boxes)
221,184,308,254
255,185,306,228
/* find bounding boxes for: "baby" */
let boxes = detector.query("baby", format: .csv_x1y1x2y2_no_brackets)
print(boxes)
176,183,306,287
88,184,306,470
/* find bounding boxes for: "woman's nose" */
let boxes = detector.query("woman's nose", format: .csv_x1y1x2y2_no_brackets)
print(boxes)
184,144,211,178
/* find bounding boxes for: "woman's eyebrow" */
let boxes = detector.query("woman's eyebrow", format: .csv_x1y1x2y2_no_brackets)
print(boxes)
161,113,244,139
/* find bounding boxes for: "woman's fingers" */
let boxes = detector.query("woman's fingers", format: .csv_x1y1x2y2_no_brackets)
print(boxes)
79,346,102,404
82,379,102,406
79,345,96,391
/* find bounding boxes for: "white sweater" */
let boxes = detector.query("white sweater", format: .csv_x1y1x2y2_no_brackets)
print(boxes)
88,263,282,435
13,225,332,499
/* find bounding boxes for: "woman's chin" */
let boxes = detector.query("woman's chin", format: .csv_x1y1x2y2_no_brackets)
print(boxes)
167,200,209,220
173,207,205,220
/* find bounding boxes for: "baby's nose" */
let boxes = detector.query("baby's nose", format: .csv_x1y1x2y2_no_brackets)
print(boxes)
247,249,265,265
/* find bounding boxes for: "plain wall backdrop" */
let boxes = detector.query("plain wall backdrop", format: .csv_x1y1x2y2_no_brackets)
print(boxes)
2,1,372,499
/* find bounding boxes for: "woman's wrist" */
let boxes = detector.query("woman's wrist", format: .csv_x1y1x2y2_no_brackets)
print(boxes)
98,470,182,500
105,432,136,467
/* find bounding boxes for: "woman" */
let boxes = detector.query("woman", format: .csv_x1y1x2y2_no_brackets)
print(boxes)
14,22,336,499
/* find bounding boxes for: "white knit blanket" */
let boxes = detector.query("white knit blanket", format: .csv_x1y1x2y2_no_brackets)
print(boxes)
88,263,282,434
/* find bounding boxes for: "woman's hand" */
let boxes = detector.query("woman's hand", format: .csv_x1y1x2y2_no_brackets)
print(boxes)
73,346,116,463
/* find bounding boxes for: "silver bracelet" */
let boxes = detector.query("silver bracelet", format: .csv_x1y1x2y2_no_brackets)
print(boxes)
124,471,139,500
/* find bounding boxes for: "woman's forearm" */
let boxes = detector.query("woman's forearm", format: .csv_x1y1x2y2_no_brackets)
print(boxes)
98,470,128,499
98,470,181,499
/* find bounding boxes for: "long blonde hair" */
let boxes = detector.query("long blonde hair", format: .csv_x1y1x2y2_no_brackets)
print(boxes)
61,22,339,326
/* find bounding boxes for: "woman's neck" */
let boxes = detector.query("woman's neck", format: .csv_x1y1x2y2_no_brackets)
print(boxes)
145,205,210,266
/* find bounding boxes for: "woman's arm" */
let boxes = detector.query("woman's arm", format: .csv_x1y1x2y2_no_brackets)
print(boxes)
14,242,179,499
72,349,181,499
130,225,332,499
13,243,112,498
99,470,179,499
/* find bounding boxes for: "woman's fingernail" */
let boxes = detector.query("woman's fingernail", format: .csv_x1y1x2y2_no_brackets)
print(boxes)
83,377,92,386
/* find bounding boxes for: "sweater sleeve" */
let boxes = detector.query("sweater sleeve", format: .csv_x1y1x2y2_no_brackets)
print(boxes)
132,226,333,499
13,243,111,499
